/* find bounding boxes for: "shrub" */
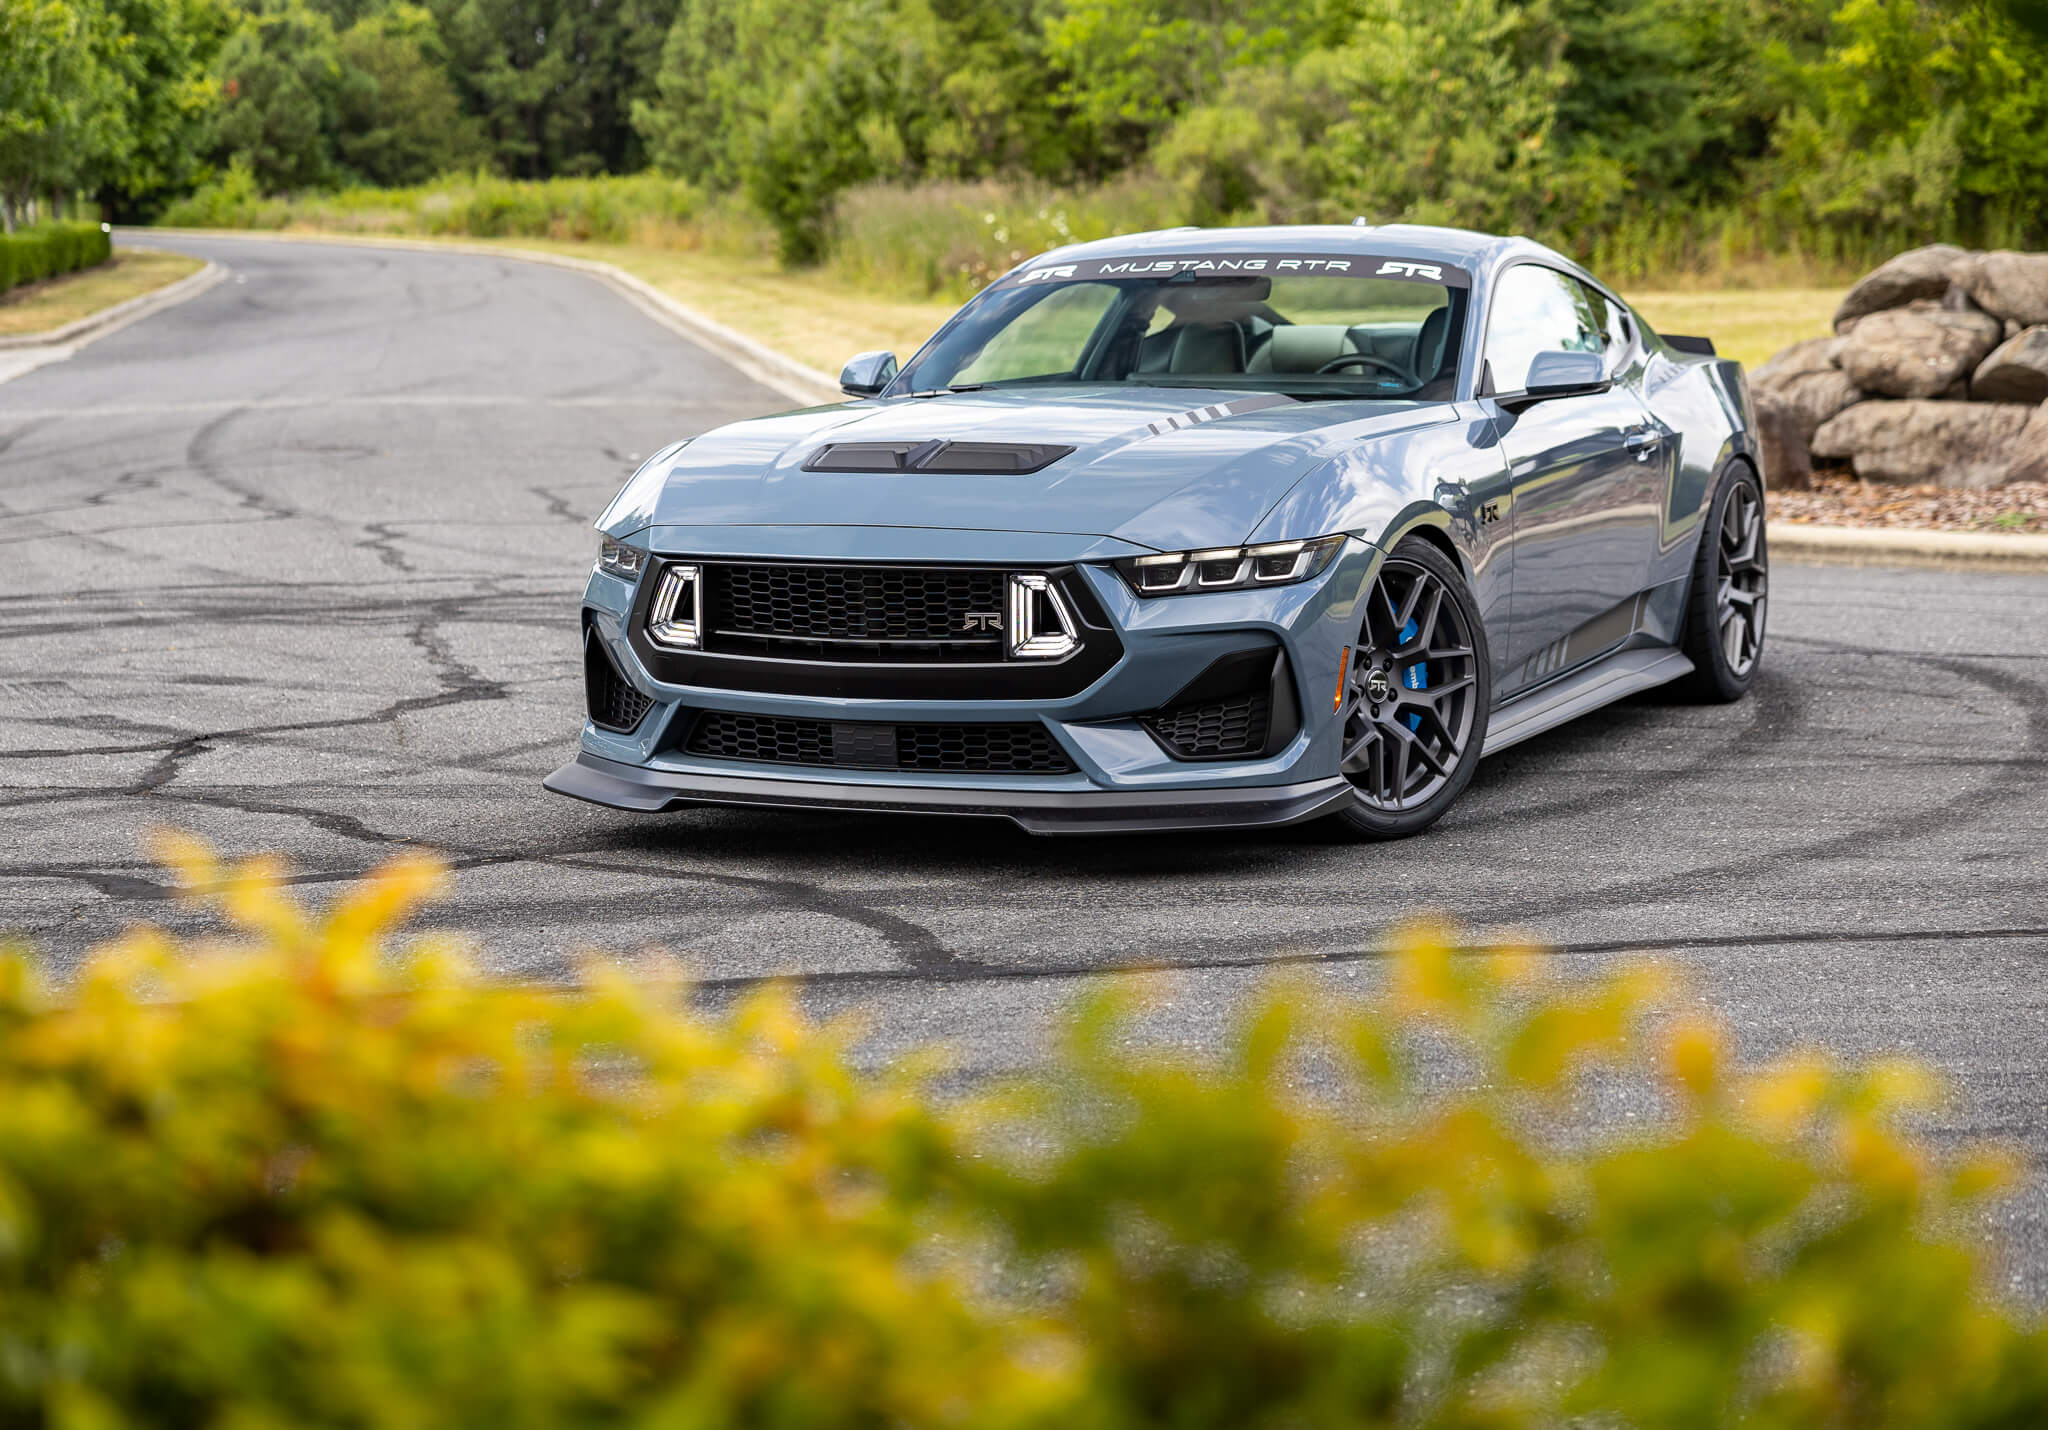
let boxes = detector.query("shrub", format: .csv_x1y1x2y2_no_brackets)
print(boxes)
0,222,115,297
0,840,2043,1427
159,172,707,247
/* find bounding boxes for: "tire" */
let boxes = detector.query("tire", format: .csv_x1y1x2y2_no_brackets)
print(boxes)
1322,536,1492,840
1675,461,1768,703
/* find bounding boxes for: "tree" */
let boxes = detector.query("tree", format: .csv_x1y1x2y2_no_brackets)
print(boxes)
93,0,236,219
0,0,130,227
334,3,486,184
211,1,350,192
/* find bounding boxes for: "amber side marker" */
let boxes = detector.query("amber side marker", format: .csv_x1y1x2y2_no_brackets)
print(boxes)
1332,645,1351,712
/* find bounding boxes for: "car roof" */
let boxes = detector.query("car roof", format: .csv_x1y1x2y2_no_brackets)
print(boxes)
1024,223,1613,297
1031,223,1579,279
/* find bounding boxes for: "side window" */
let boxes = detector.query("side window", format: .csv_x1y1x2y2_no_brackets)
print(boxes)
1575,281,1635,376
1483,265,1608,392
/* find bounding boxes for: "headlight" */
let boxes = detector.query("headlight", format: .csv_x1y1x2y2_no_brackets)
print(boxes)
596,534,646,580
1114,535,1346,596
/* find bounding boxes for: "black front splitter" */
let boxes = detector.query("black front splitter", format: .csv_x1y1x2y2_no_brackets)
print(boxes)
542,752,1353,836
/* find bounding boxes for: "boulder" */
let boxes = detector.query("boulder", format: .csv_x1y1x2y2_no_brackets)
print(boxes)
1753,390,1813,489
1746,338,1863,490
1971,325,2048,404
1955,250,2048,327
1811,400,2034,486
1750,335,1842,389
2009,401,2048,484
1836,305,2002,398
1832,244,1972,329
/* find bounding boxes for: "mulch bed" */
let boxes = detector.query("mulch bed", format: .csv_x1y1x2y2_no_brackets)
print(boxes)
1770,474,2048,533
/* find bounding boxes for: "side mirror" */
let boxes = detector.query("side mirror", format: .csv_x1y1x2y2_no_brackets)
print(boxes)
1516,349,1609,402
839,350,898,398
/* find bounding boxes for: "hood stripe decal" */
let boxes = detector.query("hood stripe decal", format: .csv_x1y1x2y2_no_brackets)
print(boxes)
1142,393,1297,437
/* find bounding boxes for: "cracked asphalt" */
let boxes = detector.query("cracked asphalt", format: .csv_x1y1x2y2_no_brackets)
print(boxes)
5,233,2048,1295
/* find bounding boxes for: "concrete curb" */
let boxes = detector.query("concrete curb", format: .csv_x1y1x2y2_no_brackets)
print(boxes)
1769,521,2048,569
0,252,227,351
139,226,846,407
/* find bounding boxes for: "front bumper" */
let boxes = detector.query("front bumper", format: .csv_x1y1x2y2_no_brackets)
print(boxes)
548,524,1380,833
545,751,1352,835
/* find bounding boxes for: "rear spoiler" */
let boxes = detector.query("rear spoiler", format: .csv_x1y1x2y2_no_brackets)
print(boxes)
1663,333,1717,357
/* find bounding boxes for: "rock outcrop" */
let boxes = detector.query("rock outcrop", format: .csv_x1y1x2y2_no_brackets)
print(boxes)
1754,244,2048,488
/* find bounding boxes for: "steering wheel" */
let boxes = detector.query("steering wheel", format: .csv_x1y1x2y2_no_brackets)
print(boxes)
1315,351,1413,384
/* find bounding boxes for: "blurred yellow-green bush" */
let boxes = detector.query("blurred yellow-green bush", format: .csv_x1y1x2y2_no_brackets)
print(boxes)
0,840,2042,1428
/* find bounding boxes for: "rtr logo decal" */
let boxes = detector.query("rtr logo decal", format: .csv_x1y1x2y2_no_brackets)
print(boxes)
1375,260,1445,281
1020,264,1078,283
961,611,1003,632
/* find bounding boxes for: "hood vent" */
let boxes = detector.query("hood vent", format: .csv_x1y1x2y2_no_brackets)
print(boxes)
803,439,1075,475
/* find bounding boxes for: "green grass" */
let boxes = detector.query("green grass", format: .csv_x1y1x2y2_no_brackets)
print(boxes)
0,248,205,337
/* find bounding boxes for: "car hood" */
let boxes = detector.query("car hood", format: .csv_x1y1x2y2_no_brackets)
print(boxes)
605,387,1455,552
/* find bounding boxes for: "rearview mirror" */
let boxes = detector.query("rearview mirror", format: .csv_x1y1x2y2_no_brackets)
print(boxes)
839,350,898,398
1518,349,1609,401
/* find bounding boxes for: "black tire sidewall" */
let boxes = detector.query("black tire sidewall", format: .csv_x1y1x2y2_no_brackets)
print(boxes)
1328,536,1492,840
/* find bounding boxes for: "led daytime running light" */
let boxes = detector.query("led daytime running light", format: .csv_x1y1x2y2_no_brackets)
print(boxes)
1116,535,1346,596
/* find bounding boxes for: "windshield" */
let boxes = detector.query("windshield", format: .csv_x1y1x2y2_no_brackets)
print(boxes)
895,253,1470,401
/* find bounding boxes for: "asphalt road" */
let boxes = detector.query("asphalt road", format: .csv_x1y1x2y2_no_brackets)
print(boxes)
6,234,2047,1294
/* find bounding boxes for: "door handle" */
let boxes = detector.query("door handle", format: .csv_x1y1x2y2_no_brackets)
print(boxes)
1623,427,1662,459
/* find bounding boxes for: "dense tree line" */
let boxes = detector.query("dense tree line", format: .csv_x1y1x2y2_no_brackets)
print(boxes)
4,0,2047,262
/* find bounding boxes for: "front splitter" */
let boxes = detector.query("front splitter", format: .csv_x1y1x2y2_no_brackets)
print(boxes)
543,751,1352,836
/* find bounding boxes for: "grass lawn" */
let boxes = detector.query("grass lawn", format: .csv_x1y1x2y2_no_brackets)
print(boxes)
0,248,207,337
1625,287,1843,370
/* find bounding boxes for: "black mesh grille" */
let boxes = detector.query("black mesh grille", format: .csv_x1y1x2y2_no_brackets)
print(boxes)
684,712,1072,774
585,632,653,732
687,712,834,765
1142,690,1271,760
706,563,1005,658
897,723,1072,772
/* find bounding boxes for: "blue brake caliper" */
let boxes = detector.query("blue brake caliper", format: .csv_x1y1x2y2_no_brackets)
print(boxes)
1398,618,1425,731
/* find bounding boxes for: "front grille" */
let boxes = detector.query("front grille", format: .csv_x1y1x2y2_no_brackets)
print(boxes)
897,723,1072,772
685,711,1073,774
585,632,653,732
688,711,832,765
706,562,1005,661
1142,690,1271,760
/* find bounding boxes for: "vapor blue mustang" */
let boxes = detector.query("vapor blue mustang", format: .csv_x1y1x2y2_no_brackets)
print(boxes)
546,223,1766,838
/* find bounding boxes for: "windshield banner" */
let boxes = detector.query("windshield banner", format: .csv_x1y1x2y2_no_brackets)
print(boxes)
994,253,1472,288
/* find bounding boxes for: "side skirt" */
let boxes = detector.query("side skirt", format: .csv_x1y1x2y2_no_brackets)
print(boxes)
1482,646,1695,755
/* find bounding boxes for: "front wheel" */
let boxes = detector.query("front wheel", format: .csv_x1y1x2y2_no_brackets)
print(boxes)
1323,536,1492,840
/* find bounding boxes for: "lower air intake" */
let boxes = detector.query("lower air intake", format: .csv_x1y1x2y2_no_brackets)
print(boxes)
685,712,1073,774
585,631,653,732
1142,689,1272,760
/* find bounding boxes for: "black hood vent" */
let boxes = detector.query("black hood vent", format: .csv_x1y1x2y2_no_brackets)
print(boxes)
803,440,1074,474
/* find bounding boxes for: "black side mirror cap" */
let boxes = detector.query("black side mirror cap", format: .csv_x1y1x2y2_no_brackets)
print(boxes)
839,350,899,397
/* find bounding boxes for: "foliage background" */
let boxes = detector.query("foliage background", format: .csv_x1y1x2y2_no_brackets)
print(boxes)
0,842,2043,1426
5,0,2048,284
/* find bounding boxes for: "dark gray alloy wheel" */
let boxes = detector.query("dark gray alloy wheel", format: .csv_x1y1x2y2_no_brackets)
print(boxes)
1325,537,1491,840
1677,462,1768,702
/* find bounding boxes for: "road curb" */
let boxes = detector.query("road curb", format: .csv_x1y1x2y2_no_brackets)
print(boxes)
0,252,227,351
138,227,845,407
1768,521,2048,569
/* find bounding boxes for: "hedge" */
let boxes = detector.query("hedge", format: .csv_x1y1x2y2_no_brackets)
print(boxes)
0,222,114,298
0,839,2042,1428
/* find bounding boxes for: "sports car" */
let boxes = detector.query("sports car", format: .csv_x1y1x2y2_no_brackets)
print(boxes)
546,223,1766,838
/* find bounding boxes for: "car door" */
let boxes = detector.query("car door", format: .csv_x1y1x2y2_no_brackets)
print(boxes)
1481,264,1664,693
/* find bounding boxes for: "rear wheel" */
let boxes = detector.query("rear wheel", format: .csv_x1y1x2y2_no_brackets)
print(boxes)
1324,537,1491,840
1676,462,1768,702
